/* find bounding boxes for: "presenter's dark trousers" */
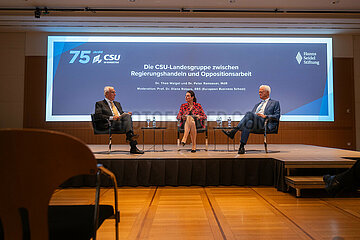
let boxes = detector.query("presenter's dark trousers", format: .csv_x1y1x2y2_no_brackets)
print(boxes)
111,114,133,134
336,160,360,189
235,111,265,144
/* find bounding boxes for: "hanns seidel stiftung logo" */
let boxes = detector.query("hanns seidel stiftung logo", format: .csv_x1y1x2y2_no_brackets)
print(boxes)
296,51,320,66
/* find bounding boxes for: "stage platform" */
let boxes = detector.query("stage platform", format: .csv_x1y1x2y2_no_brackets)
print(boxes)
91,144,360,160
65,144,360,192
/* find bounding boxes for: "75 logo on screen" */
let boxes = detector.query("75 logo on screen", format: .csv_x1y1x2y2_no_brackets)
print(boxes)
68,50,121,64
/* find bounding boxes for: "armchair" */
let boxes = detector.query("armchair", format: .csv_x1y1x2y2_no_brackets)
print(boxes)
91,113,125,153
250,118,279,153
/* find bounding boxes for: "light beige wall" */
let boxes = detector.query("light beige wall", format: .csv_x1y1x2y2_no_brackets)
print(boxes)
26,33,354,58
354,35,360,151
0,33,25,128
333,35,354,58
25,32,48,56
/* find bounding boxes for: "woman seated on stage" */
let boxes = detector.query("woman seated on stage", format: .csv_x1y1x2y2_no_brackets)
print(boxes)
176,90,207,153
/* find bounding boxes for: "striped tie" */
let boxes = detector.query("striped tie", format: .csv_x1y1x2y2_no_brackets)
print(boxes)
110,101,120,117
255,101,265,114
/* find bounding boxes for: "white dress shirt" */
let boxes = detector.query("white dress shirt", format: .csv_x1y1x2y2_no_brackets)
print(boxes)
255,98,270,115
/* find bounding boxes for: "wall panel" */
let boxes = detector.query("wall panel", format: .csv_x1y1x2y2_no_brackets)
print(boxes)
0,33,25,128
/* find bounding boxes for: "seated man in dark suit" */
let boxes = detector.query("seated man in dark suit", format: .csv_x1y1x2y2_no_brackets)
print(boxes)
95,86,144,154
323,160,360,195
222,85,280,154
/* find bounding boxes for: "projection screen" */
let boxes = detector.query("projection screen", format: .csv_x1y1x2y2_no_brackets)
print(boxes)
46,36,333,122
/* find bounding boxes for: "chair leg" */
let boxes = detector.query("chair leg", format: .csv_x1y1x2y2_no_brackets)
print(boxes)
177,130,181,151
265,142,268,153
264,133,268,153
108,133,112,153
205,130,209,151
98,165,120,240
93,169,101,240
264,119,268,153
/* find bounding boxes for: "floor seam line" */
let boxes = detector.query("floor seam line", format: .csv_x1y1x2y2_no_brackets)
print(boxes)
321,198,360,220
250,187,315,240
204,187,227,240
135,186,158,239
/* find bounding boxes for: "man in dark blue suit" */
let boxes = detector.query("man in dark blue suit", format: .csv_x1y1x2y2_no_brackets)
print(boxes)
222,85,280,154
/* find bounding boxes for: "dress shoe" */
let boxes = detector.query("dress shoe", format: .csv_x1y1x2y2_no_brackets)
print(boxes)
130,147,144,154
191,149,196,153
222,129,236,139
238,145,245,154
323,174,342,195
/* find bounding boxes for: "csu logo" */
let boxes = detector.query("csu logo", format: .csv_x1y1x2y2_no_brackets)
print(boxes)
93,55,102,64
104,54,120,61
69,50,121,64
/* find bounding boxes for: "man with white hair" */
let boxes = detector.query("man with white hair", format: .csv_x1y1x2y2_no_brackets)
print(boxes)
222,85,280,154
95,86,144,154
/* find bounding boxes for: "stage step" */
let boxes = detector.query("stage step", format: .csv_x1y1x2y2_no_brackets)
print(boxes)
285,176,325,197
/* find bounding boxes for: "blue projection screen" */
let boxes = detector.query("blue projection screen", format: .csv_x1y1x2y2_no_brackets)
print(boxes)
46,36,333,122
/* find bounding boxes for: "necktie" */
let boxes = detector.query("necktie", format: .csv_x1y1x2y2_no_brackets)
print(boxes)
255,100,265,114
111,101,120,117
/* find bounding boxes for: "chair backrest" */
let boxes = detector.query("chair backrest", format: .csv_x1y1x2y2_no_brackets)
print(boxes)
91,114,109,134
91,114,126,135
91,113,97,130
250,119,279,134
270,120,279,134
0,129,97,240
196,119,207,133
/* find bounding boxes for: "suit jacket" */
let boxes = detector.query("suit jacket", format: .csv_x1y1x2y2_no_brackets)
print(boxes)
251,99,280,132
94,99,124,130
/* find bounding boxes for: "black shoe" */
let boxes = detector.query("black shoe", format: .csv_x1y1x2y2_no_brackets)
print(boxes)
181,141,186,146
238,145,245,154
323,174,342,195
130,147,144,154
191,149,196,153
222,129,236,139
